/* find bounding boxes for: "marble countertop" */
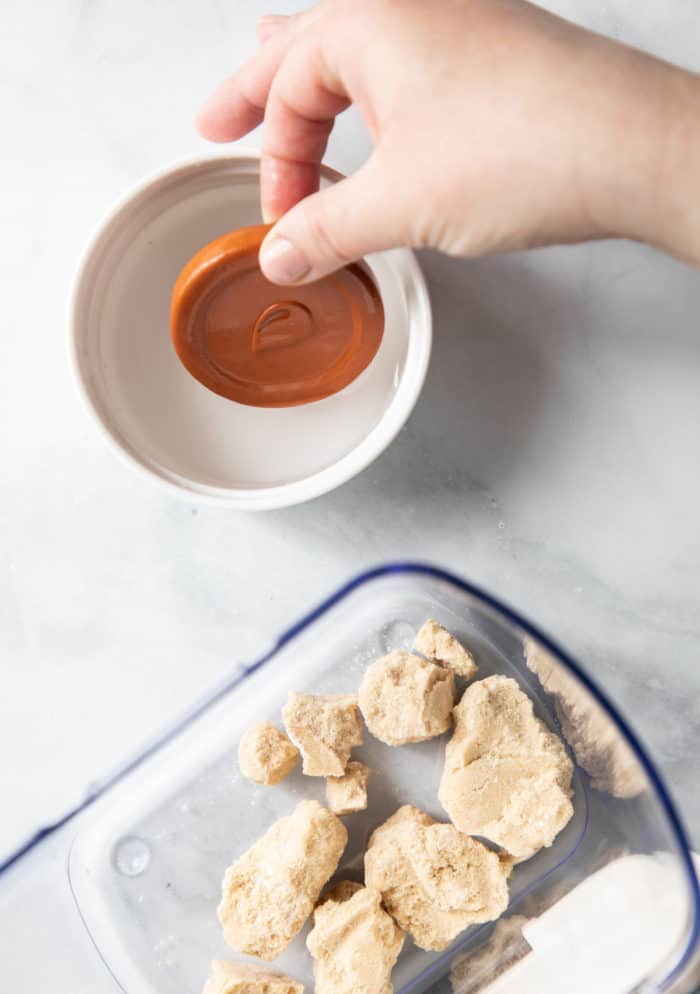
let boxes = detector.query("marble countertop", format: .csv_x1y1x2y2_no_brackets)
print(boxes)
2,0,699,866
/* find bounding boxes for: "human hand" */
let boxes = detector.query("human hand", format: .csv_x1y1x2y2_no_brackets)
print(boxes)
198,0,700,283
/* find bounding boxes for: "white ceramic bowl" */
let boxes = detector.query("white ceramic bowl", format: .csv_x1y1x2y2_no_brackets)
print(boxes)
70,154,432,510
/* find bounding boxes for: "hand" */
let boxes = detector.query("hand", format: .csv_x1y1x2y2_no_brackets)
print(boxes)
197,0,700,283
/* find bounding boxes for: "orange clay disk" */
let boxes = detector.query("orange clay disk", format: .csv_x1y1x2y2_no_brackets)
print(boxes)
170,224,384,408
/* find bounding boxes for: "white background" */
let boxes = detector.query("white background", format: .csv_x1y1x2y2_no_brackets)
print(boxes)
1,0,699,859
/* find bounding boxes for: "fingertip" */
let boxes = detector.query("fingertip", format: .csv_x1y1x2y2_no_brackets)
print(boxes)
261,203,281,225
195,78,264,143
195,86,231,141
259,230,312,285
195,105,230,143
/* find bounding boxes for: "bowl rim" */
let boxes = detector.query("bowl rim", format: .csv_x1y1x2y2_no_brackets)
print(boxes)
68,151,432,510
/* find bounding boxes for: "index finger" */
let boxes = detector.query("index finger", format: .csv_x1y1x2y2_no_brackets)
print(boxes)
261,29,351,220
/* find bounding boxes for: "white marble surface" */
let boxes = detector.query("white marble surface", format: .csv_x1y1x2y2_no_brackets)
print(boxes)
1,0,699,863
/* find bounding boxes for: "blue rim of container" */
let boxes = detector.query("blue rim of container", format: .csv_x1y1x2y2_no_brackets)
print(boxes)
2,561,698,992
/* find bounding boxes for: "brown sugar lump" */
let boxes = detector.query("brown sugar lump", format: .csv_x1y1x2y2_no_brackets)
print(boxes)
325,760,371,815
238,721,299,786
414,619,478,680
307,882,404,994
439,675,574,861
203,961,304,994
218,800,348,960
358,651,455,746
282,692,363,776
364,805,509,951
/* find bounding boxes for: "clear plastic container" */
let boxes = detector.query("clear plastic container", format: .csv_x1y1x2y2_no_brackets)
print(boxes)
1,563,698,994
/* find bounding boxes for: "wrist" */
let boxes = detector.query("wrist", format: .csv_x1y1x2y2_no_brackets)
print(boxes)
641,66,700,265
584,45,700,264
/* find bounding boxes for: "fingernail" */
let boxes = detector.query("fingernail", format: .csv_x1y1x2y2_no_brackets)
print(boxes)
260,236,310,284
261,204,279,225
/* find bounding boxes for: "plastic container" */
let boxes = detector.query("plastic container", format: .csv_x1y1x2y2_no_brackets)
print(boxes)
69,155,431,510
1,563,698,994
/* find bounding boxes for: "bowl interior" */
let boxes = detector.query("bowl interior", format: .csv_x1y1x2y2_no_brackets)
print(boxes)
72,159,428,504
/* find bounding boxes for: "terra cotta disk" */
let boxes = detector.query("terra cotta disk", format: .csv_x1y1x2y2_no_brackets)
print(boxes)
170,224,384,408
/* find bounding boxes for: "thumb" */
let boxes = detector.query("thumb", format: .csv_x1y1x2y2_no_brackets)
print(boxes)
258,157,406,285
